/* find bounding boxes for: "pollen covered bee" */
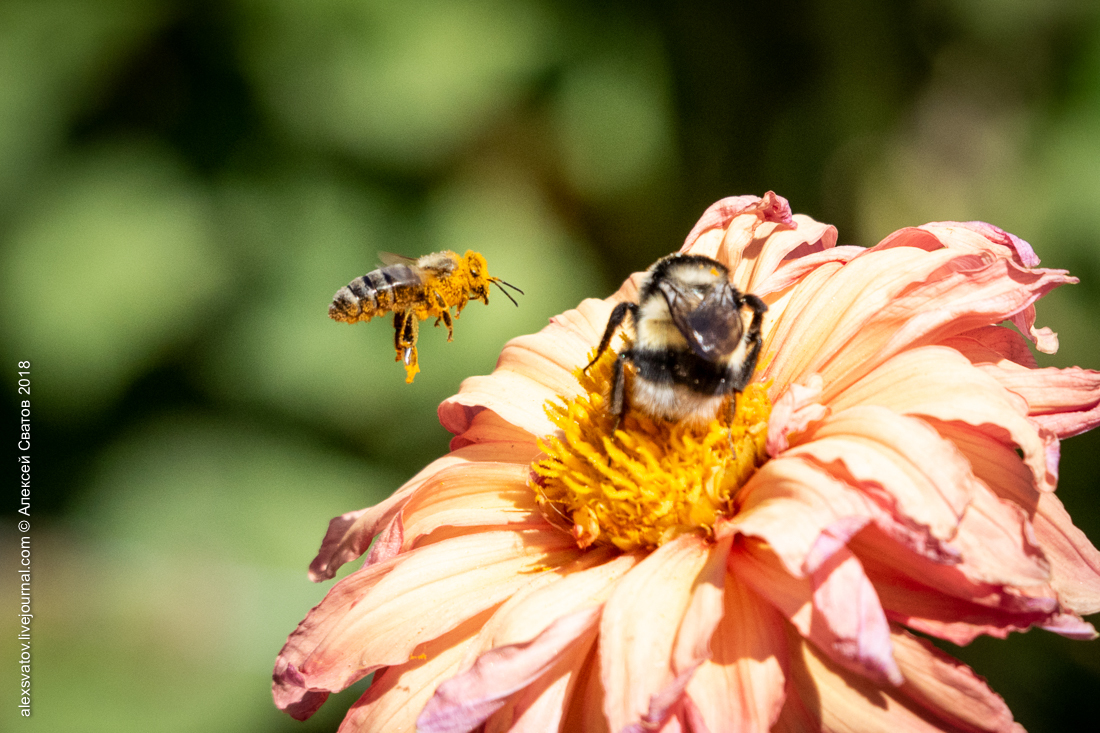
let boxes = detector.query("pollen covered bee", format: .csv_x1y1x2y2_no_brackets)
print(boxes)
329,249,522,383
586,253,766,425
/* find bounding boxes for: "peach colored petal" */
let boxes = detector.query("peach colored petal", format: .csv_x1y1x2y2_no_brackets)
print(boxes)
732,214,840,295
440,296,619,437
924,220,1039,266
777,627,1024,733
789,405,976,544
766,374,828,456
763,247,958,393
940,325,1037,368
1033,491,1100,615
924,419,1038,512
686,578,789,733
815,254,1074,399
293,530,582,696
680,192,796,265
397,462,542,550
732,539,902,687
979,363,1100,438
417,606,600,733
828,346,1054,493
853,527,1058,645
726,456,882,576
599,533,726,733
891,627,1023,733
337,610,490,733
487,632,597,733
310,442,538,581
464,549,636,662
754,245,865,297
448,407,542,451
563,646,610,733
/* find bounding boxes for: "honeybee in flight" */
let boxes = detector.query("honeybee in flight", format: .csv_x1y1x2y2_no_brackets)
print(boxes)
586,253,766,425
329,250,522,383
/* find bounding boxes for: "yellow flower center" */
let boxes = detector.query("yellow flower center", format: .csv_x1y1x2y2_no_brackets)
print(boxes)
530,341,772,552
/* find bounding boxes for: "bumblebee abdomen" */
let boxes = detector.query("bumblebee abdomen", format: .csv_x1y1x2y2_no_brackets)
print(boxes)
631,348,733,395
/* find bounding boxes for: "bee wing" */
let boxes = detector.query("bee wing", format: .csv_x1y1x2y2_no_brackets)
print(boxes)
377,251,418,267
658,280,742,359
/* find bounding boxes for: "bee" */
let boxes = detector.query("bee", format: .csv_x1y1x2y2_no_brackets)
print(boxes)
586,253,766,425
329,249,522,383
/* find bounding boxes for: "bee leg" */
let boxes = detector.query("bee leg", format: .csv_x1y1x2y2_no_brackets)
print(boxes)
586,302,637,372
394,311,421,383
439,309,454,341
727,392,738,456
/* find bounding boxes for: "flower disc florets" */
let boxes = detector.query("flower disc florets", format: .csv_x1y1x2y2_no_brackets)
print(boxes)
531,340,772,551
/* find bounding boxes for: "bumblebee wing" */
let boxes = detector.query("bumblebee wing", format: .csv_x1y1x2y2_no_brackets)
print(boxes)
658,280,742,359
377,251,418,267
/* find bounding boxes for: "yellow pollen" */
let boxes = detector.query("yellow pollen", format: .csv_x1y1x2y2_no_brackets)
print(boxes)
530,341,772,552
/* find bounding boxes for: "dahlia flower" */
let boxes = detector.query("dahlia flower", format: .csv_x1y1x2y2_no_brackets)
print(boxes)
274,192,1100,732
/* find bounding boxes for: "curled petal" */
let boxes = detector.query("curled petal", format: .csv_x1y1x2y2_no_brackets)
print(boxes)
600,534,728,733
681,192,795,260
940,325,1037,369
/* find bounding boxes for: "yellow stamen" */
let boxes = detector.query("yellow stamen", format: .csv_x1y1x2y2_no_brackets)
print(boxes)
530,341,772,552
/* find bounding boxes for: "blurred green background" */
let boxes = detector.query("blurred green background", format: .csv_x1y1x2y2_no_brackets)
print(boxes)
2,0,1099,731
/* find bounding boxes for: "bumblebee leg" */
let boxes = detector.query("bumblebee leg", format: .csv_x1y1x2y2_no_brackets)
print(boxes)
586,302,637,372
609,349,631,418
727,393,738,455
729,295,767,392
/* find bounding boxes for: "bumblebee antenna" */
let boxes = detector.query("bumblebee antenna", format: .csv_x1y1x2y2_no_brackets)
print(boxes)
491,278,523,307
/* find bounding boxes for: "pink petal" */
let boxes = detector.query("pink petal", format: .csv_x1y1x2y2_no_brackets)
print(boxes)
927,419,1039,511
599,534,727,733
978,363,1100,438
788,405,976,545
828,346,1054,493
686,578,790,733
777,627,1023,733
754,245,865,297
336,611,488,733
417,606,601,733
448,407,542,450
891,627,1024,733
732,214,840,294
488,635,598,733
286,530,582,699
1032,491,1100,615
763,246,955,392
463,550,637,662
766,375,828,456
680,192,795,257
853,526,1058,645
733,539,902,687
726,456,882,576
309,442,537,581
439,296,620,438
397,462,543,550
920,220,1040,268
940,325,1037,368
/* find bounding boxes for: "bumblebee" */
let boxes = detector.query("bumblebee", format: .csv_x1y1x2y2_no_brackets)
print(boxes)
329,249,522,383
586,253,766,424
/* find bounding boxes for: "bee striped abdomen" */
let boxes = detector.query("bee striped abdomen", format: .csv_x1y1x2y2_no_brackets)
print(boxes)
331,264,426,322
